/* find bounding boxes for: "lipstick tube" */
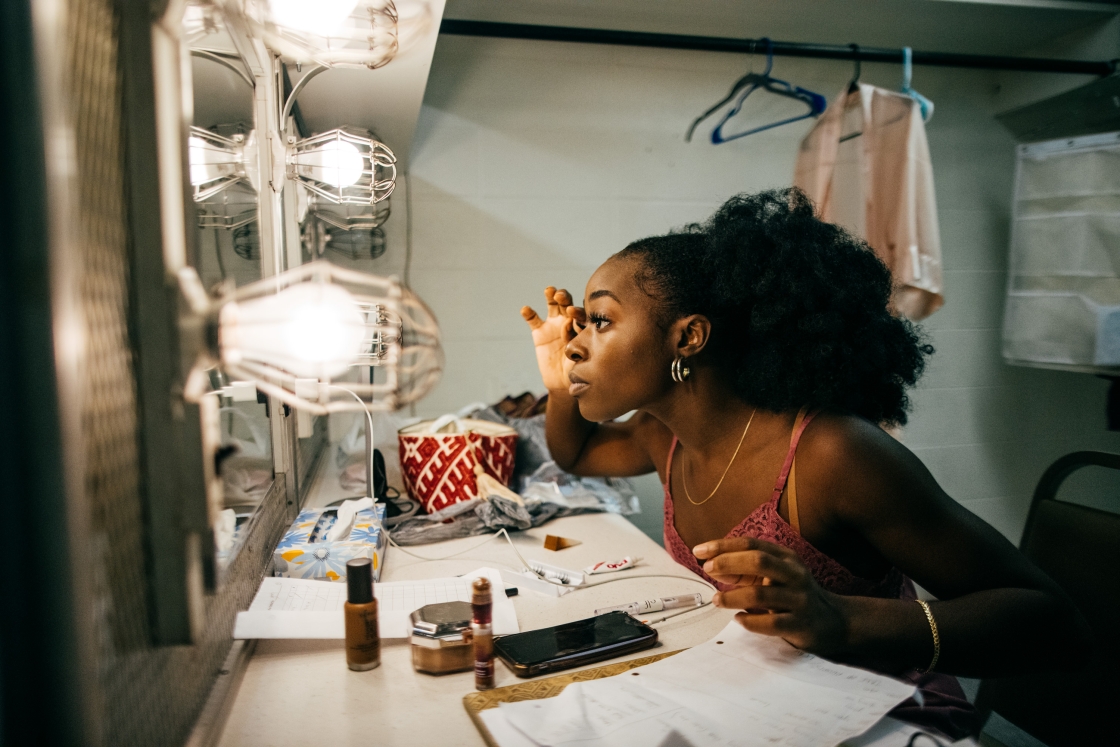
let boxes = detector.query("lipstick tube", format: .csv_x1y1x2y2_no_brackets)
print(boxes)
471,577,494,690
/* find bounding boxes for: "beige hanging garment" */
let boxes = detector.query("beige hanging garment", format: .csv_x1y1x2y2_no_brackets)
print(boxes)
794,84,943,321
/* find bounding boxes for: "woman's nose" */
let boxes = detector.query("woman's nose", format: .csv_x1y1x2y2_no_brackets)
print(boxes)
565,333,586,362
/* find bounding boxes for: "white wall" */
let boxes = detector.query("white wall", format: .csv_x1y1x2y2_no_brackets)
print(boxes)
406,34,1120,544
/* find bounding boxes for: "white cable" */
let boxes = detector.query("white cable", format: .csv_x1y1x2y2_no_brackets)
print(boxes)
646,601,715,626
387,525,717,597
386,528,510,562
326,384,374,498
390,528,564,587
583,573,715,592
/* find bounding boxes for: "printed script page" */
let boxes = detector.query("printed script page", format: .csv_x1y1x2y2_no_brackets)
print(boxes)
497,620,915,747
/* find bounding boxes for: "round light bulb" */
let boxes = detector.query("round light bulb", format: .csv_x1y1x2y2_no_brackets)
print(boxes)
313,140,365,189
268,0,360,39
220,282,367,380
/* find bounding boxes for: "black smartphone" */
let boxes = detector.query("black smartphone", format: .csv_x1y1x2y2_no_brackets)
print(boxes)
494,611,658,678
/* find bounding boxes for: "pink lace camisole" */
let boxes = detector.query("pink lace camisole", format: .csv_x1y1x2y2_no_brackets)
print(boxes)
662,409,980,740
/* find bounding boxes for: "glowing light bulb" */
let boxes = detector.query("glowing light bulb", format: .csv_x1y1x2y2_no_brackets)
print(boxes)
219,282,367,380
189,135,211,186
311,140,365,189
188,128,247,195
268,0,360,38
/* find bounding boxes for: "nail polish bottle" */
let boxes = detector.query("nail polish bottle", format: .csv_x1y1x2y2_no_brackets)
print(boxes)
345,557,380,671
472,577,495,690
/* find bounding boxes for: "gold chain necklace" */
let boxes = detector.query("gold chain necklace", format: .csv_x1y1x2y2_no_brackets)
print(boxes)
683,409,757,506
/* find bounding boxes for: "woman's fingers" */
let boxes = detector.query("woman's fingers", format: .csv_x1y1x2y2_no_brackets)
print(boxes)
694,536,798,562
714,584,802,613
544,286,560,316
702,549,804,587
545,287,575,315
565,304,587,332
707,572,763,587
521,306,544,330
734,611,795,637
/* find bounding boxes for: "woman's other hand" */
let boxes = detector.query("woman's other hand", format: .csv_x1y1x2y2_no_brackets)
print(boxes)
521,287,587,393
694,537,851,658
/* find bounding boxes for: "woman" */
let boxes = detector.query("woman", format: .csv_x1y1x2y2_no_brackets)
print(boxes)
519,189,1089,740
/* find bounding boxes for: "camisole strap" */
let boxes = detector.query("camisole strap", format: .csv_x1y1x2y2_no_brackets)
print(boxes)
770,408,817,530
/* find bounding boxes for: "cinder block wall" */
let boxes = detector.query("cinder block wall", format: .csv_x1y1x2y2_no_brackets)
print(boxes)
406,35,1120,544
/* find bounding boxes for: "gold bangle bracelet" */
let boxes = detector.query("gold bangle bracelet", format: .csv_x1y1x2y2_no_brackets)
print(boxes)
916,599,940,673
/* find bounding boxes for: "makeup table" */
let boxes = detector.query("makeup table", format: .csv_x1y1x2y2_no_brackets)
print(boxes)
216,511,734,747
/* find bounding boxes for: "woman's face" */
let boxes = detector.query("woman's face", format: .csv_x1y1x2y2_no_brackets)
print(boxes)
565,256,674,422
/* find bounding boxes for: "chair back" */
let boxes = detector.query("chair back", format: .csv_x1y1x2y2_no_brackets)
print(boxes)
975,451,1120,747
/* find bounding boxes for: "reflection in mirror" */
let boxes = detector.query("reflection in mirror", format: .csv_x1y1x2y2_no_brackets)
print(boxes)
288,123,396,491
183,3,275,578
302,185,391,261
279,93,399,492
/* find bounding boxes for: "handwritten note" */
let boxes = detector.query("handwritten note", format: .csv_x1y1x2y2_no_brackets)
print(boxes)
497,620,915,747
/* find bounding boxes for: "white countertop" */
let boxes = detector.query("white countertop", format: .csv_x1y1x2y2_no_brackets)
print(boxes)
217,509,734,747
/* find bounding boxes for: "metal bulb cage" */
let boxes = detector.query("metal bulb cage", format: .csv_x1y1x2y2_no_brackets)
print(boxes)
222,0,408,70
197,182,258,231
231,221,260,260
189,126,257,202
311,193,391,231
183,261,442,414
288,128,396,207
327,226,386,261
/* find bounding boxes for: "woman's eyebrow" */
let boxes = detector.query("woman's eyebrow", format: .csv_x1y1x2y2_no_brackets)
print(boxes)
588,289,620,303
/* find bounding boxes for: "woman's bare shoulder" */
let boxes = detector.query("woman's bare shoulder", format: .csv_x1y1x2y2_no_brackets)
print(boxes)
796,411,940,518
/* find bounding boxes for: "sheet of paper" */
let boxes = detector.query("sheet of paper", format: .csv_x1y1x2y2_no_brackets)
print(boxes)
481,711,953,747
480,709,539,747
497,620,915,747
233,567,518,639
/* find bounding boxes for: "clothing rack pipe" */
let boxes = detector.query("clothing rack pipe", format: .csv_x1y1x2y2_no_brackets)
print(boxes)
439,19,1117,77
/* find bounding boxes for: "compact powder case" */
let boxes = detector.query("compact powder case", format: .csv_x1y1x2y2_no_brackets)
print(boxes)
410,601,474,675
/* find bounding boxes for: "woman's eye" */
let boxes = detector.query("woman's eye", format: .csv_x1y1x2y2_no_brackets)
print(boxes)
589,314,610,330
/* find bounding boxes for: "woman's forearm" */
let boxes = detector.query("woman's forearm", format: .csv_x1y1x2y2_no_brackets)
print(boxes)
833,588,1092,678
545,389,597,471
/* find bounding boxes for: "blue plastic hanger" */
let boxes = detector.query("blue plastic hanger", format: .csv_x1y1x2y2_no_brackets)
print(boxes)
685,39,827,144
900,47,934,122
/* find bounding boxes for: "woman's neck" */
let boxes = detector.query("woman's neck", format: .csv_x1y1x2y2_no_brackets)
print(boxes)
644,367,770,458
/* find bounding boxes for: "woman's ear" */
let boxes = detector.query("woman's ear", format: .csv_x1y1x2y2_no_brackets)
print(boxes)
673,315,712,358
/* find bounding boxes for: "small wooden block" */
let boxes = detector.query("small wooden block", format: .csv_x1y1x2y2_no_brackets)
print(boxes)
543,534,581,551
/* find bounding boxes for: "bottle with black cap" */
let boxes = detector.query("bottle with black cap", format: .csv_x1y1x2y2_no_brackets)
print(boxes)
345,557,380,671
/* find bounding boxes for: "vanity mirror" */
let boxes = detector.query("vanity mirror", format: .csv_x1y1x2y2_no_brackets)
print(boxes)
137,0,443,644
184,6,275,577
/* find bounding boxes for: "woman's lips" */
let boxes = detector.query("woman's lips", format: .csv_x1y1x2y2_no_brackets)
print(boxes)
568,373,590,397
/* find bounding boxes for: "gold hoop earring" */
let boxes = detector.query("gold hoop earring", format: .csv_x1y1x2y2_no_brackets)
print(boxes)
671,357,691,383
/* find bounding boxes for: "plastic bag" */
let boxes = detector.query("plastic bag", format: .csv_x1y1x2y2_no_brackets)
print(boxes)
521,461,640,515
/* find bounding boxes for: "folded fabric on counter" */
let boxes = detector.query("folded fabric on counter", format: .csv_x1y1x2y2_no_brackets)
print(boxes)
388,494,564,546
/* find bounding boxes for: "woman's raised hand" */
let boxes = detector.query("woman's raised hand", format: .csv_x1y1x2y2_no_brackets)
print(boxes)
521,287,586,393
694,537,851,658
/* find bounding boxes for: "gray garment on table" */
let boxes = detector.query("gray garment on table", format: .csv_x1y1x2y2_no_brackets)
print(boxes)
389,495,564,546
